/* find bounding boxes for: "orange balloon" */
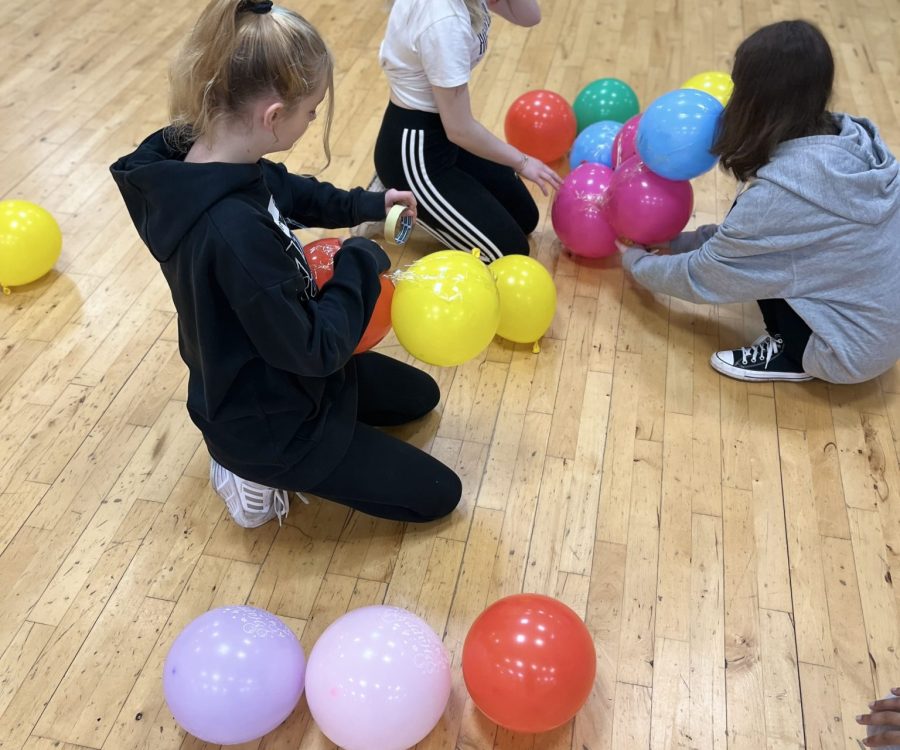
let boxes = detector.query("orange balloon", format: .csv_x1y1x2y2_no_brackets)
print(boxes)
303,238,394,354
504,90,577,163
462,594,596,733
355,275,394,353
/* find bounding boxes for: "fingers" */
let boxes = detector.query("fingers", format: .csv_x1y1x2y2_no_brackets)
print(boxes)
535,162,562,190
545,168,563,190
864,730,900,747
858,709,900,727
866,697,900,716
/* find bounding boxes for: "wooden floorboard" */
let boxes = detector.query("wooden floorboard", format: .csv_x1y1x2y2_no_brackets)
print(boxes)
0,0,898,748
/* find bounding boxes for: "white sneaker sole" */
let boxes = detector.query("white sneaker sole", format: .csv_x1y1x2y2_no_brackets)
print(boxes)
709,353,814,382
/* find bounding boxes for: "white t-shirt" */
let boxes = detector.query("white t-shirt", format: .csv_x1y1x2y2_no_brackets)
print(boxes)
379,0,491,113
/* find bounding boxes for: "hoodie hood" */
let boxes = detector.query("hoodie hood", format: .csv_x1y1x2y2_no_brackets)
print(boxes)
756,114,899,225
110,129,267,261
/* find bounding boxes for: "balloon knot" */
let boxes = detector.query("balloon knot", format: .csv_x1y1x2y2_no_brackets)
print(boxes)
532,341,541,354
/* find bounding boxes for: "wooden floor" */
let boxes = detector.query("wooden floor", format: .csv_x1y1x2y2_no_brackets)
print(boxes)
1,0,899,748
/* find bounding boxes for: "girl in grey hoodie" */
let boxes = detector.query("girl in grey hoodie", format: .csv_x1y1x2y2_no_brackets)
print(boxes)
620,20,900,384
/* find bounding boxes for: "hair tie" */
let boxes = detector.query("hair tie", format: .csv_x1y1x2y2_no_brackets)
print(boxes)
243,0,273,14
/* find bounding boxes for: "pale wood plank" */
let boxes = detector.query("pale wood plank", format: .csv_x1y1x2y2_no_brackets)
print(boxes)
723,487,768,750
779,428,836,667
0,2,897,749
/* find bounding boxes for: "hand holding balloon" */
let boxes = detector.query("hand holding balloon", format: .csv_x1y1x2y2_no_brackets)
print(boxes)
303,238,394,354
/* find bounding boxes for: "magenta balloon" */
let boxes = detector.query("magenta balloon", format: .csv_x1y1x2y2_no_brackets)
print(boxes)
611,113,642,168
305,605,452,750
551,162,618,258
163,606,306,745
604,156,694,246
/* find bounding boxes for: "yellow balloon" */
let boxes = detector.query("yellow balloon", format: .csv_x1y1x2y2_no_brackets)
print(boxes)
682,71,734,107
489,255,557,345
392,249,500,367
0,200,62,290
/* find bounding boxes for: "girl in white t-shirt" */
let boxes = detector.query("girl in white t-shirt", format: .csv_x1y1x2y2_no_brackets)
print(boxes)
374,0,561,262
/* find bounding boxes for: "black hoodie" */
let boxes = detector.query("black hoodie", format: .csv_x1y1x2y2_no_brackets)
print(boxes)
110,129,390,487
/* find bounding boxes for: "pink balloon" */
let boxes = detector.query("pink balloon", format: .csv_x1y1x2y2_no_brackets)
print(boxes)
305,606,451,750
611,113,642,168
604,156,694,246
551,162,618,258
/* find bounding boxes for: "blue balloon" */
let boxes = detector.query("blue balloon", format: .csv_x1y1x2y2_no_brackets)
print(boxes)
569,120,623,169
636,89,724,180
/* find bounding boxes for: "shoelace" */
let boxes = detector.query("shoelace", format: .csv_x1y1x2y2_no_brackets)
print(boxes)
271,490,311,527
740,335,782,368
272,489,290,526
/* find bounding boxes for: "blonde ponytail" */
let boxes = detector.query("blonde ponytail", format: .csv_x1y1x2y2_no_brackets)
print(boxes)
464,0,489,32
168,0,334,163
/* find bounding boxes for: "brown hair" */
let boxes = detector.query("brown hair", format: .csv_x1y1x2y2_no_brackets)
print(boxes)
713,20,837,182
168,0,334,161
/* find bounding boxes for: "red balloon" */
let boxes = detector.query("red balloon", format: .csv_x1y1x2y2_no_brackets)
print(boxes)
303,238,341,287
462,594,596,734
504,90,577,164
603,156,693,246
302,238,394,354
551,162,617,258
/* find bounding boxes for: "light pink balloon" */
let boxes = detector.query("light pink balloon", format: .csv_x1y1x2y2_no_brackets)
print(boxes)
305,606,451,750
603,156,694,246
551,162,618,258
611,113,642,168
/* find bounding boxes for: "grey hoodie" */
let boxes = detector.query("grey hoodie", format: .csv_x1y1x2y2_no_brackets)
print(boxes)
622,114,900,384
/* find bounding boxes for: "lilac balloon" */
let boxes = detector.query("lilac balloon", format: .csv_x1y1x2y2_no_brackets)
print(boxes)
604,156,694,246
551,162,617,258
611,113,642,168
305,605,451,750
163,606,305,745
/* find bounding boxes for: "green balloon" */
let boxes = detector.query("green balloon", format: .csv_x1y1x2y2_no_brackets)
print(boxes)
573,78,640,132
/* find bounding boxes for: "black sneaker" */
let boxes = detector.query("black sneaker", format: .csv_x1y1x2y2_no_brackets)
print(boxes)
710,334,814,382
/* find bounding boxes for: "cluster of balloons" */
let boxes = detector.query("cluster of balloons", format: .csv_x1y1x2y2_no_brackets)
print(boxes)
305,243,558,368
391,250,557,366
0,199,62,292
164,605,450,749
164,595,595,747
546,71,732,258
504,78,641,166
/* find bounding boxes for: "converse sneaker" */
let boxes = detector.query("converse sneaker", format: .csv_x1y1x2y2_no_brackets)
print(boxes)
710,334,814,382
210,458,291,528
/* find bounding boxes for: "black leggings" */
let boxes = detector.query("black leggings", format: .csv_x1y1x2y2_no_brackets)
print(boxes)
757,298,812,366
374,102,539,262
285,352,461,523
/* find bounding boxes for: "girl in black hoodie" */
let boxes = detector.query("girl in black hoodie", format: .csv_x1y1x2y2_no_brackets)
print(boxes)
111,0,461,527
